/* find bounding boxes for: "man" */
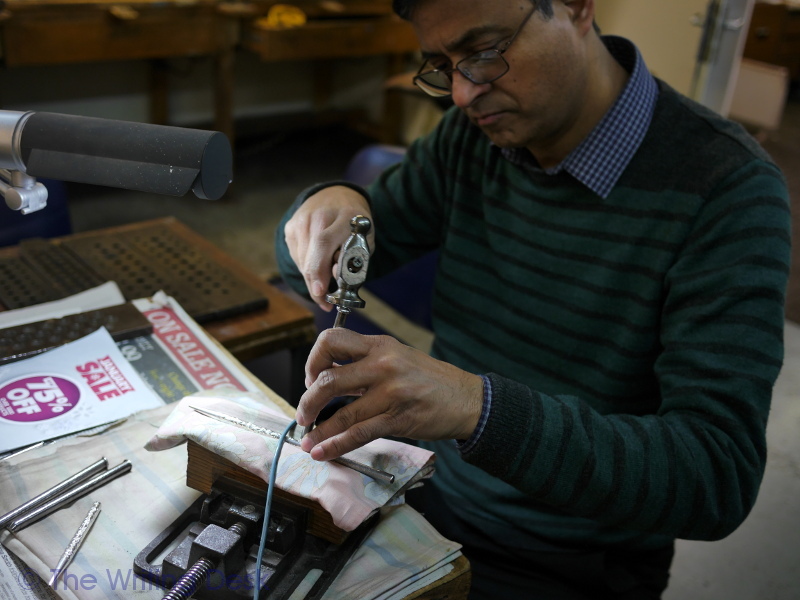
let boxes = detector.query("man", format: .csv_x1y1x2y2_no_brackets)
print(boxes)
276,0,791,597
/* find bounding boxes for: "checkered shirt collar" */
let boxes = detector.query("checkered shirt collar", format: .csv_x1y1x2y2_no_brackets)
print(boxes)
501,36,659,199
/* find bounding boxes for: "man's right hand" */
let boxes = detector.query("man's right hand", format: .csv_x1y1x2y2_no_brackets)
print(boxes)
284,185,374,310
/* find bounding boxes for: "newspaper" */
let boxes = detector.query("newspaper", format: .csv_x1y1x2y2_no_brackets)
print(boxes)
122,291,263,402
0,545,57,600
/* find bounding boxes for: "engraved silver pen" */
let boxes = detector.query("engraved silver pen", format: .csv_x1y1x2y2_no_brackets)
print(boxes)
0,458,108,530
191,406,395,484
48,501,101,588
8,460,131,532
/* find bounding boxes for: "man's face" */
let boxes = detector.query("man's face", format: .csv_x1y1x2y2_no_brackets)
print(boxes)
411,0,592,157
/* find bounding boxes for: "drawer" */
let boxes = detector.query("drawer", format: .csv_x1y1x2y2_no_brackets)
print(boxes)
778,37,800,58
250,0,396,19
244,16,419,62
1,4,228,67
784,10,800,36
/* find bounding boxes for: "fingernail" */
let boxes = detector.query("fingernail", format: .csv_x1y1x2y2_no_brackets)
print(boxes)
301,437,314,453
311,280,323,297
310,446,325,461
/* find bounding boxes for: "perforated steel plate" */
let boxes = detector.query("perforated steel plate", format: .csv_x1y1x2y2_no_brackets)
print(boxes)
61,224,267,322
19,238,106,296
0,238,108,309
0,255,64,309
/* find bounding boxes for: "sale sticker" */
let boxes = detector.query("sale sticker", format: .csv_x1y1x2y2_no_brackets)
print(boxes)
0,375,80,423
0,328,163,452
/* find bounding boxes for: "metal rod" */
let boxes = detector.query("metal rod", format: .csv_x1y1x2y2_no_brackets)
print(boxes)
0,458,108,530
8,460,131,532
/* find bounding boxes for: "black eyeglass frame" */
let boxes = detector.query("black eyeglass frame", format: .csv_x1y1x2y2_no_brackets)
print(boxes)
412,3,538,97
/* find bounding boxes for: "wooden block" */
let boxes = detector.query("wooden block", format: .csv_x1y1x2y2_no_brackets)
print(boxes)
185,439,350,545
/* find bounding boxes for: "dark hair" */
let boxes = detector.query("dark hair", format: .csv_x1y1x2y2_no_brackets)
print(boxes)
392,0,554,21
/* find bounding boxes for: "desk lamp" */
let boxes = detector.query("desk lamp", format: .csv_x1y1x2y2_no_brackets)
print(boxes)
0,110,232,214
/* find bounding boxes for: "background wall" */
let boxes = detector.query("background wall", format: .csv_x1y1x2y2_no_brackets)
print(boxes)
595,0,709,95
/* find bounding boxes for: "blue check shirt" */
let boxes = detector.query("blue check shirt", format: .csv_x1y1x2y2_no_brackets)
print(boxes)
459,36,659,454
500,36,659,199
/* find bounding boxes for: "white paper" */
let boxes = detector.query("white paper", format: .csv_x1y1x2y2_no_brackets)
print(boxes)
0,328,163,453
0,545,58,600
0,282,125,330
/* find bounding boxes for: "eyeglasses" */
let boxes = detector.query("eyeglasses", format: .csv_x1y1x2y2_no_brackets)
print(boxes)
413,4,537,98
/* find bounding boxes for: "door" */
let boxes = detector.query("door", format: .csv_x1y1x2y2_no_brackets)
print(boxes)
595,0,754,117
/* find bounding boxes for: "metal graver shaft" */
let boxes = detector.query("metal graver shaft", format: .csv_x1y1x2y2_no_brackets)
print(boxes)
331,455,394,484
333,306,351,328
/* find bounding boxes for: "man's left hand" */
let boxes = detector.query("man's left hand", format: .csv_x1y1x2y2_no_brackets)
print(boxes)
296,328,484,461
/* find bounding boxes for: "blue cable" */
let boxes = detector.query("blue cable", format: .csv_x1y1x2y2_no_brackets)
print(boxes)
254,419,296,600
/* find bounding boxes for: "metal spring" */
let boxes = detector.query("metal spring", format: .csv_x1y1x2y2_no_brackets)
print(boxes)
161,557,215,600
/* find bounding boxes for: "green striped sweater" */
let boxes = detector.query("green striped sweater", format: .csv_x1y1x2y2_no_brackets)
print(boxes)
276,80,791,551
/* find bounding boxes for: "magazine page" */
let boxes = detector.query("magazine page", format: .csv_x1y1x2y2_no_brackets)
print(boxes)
0,328,163,454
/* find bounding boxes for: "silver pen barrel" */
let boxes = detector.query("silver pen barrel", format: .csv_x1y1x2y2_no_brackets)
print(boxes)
9,461,131,532
283,434,394,483
0,458,108,530
331,455,394,484
48,501,101,588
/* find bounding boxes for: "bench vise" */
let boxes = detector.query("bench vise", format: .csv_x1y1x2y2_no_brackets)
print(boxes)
133,477,376,600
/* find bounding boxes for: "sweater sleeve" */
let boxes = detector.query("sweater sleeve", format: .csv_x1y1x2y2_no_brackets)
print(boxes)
462,160,791,541
275,109,459,293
